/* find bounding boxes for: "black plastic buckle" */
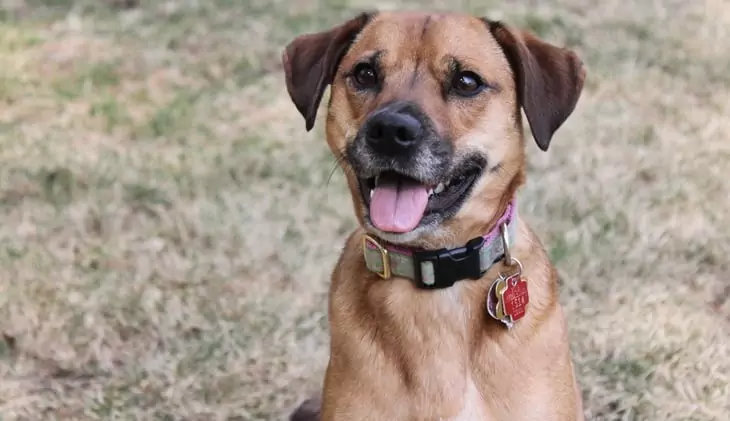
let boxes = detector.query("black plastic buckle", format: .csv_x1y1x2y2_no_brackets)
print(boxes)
412,236,486,289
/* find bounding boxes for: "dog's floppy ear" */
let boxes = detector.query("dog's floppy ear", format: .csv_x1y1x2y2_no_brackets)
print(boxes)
485,20,586,151
282,13,374,131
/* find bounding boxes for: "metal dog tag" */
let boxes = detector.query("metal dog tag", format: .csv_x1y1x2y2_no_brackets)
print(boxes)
487,263,529,328
487,274,513,329
501,273,529,322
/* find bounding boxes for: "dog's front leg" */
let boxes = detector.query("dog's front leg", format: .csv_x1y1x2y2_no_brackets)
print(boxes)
289,394,322,421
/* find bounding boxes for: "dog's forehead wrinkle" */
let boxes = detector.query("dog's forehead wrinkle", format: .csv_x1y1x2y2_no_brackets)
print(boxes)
407,16,434,89
420,15,432,40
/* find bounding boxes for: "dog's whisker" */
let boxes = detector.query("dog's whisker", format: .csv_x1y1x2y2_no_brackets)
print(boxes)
323,149,351,189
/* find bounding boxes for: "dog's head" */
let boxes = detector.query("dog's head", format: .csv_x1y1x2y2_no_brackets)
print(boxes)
282,11,586,247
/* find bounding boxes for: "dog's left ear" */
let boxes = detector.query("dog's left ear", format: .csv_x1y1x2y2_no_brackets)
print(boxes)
485,20,586,151
282,13,373,131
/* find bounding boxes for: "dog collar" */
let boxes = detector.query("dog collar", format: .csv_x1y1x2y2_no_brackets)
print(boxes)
362,201,517,289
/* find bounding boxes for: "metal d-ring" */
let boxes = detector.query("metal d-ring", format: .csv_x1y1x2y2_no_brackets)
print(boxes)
499,222,512,265
500,223,523,278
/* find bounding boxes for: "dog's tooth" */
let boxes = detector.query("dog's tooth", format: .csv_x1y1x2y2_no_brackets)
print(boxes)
427,188,434,197
370,189,374,199
434,183,445,194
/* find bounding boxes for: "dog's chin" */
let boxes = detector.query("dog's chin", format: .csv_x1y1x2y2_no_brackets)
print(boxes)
355,155,487,246
363,219,442,246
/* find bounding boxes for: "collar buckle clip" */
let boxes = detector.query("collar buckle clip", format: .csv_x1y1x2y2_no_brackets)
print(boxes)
413,236,485,289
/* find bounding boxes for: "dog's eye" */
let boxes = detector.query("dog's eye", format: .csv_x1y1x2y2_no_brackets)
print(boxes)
452,71,485,97
352,63,378,89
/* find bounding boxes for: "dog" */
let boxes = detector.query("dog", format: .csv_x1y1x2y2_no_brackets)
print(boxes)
282,9,586,421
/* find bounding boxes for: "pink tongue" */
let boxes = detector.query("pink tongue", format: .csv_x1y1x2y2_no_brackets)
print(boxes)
369,174,429,233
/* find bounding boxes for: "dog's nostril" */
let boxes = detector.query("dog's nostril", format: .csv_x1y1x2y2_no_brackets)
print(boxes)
395,127,413,144
392,115,421,147
368,124,385,142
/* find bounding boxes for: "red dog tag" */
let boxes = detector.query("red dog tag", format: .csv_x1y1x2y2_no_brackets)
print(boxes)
502,275,529,321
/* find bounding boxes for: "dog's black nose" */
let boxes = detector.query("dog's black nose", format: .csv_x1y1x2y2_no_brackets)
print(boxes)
366,110,423,154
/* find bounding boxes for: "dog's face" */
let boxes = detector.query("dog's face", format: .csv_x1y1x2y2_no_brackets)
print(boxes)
283,11,585,247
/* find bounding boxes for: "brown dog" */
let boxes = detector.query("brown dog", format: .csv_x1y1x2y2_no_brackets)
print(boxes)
283,9,586,421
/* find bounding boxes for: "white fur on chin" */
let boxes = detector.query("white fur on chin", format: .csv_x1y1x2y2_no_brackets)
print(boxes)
362,218,449,246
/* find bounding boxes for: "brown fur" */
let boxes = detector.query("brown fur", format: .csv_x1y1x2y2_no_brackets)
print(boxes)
283,10,586,421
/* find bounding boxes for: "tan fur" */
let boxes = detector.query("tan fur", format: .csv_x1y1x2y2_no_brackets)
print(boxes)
283,10,587,421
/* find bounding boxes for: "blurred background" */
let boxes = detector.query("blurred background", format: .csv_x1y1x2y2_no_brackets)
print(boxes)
0,0,728,420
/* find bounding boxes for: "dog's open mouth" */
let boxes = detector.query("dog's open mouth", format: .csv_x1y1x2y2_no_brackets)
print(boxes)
358,158,486,233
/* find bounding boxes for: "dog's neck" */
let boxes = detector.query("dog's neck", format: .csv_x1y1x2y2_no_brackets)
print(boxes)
361,198,518,290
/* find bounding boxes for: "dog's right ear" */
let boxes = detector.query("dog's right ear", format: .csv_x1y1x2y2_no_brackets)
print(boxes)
485,20,586,151
282,13,374,131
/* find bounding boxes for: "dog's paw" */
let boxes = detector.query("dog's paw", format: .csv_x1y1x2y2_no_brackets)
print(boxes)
290,395,322,421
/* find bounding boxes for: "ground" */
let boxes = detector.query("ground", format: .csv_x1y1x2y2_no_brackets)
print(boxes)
0,0,728,420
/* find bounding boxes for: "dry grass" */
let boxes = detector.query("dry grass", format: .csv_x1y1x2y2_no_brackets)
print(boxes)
0,0,728,420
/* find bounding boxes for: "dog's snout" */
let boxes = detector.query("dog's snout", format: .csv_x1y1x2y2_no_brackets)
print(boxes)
366,111,423,154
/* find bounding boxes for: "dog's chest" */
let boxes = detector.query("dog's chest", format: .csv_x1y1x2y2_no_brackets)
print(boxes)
440,376,489,421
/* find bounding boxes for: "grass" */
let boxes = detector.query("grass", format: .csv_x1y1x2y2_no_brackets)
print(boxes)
0,0,728,420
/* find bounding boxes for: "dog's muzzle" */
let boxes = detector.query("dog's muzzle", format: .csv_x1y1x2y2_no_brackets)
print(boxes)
345,101,485,235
